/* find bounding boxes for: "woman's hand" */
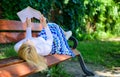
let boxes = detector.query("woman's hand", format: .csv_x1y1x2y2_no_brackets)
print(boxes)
26,18,31,27
40,15,47,28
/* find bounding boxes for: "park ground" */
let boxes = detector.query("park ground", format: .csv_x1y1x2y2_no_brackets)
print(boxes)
62,37,120,77
62,60,120,77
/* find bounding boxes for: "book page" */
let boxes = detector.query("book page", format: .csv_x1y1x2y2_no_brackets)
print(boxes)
17,6,42,23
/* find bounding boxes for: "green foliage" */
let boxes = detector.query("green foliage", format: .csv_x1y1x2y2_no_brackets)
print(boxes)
83,0,120,40
1,0,53,20
1,0,120,40
50,0,87,40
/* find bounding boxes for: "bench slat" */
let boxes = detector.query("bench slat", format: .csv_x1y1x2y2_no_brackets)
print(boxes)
0,49,80,77
0,49,79,67
0,62,36,77
0,19,42,43
0,30,40,32
47,49,79,67
0,32,39,43
0,57,24,68
0,19,41,31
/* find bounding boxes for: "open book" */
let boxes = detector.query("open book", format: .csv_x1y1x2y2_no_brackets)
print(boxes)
17,6,42,23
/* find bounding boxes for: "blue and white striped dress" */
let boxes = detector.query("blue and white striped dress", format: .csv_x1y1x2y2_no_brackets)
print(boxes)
38,23,75,57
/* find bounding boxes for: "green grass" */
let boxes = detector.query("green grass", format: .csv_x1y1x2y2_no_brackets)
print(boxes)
77,40,120,68
0,43,17,59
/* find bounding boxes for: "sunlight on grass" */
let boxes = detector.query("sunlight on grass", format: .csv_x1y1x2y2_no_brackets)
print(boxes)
77,40,120,68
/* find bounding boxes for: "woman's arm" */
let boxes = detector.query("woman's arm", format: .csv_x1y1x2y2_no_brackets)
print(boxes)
25,18,32,39
40,15,53,44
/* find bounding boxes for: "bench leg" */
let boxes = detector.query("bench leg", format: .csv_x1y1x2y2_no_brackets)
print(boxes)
77,53,94,76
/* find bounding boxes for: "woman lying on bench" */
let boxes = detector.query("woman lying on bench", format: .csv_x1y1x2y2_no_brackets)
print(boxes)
14,15,75,72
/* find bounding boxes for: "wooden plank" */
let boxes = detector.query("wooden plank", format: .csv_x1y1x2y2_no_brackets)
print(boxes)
0,30,40,32
0,49,79,67
0,19,24,30
0,57,24,68
47,49,80,67
0,20,42,43
0,32,38,43
0,19,42,31
0,62,36,77
0,49,80,77
0,32,26,43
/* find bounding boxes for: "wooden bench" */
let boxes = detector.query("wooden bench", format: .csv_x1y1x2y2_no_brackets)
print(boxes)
0,19,94,77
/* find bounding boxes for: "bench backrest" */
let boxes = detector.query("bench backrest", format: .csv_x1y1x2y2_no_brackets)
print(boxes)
0,19,42,43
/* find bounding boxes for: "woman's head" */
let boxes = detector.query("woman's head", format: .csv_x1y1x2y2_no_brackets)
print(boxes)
18,41,48,72
18,42,35,61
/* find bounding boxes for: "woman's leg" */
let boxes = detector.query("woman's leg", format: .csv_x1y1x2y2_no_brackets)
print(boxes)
49,23,72,40
47,23,75,56
64,31,72,40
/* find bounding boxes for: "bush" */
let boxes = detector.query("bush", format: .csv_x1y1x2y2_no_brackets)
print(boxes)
1,0,120,40
83,0,120,40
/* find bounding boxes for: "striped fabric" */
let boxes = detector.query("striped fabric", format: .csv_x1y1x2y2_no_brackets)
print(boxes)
38,23,75,57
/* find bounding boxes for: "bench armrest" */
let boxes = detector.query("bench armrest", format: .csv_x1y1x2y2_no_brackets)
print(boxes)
68,36,78,49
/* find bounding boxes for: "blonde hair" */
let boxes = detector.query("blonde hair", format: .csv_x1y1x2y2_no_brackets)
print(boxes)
18,42,48,72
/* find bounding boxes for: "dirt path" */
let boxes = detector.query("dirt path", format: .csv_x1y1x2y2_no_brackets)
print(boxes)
108,37,120,41
62,38,120,77
62,60,120,77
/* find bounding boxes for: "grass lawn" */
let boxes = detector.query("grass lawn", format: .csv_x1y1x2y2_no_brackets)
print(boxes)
0,40,120,68
0,43,17,59
77,40,120,68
